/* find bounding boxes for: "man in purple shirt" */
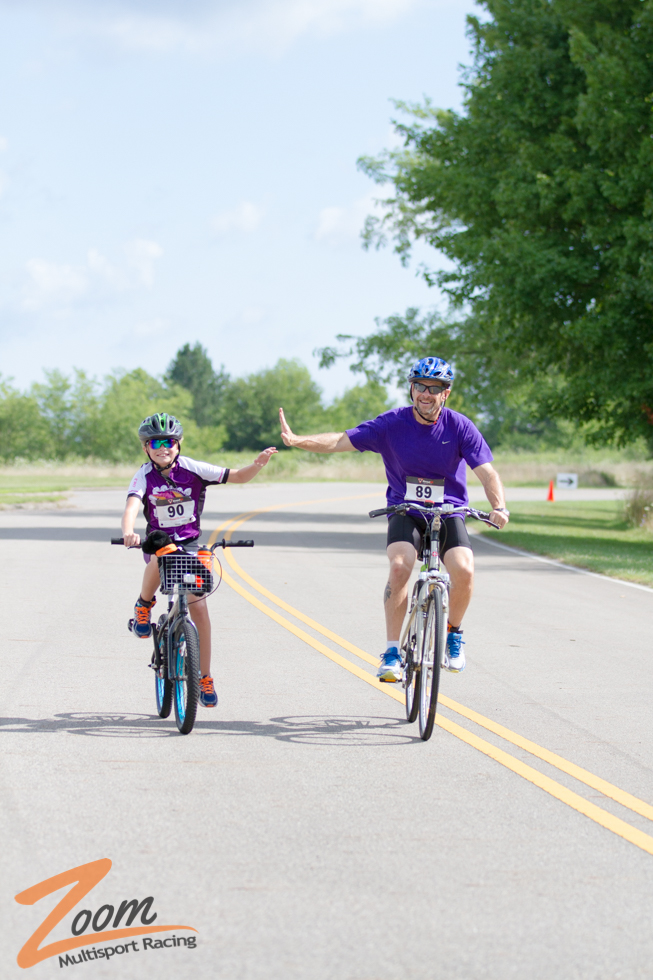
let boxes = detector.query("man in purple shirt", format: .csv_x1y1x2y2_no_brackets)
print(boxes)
279,357,509,679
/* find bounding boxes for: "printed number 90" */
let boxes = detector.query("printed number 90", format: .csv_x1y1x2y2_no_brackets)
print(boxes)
167,504,185,518
415,485,432,499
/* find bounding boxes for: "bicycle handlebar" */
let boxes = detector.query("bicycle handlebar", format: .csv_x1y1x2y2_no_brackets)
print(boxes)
110,538,254,549
211,539,254,549
368,502,500,529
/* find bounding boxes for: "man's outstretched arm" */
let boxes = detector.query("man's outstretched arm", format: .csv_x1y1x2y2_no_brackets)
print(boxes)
279,408,355,453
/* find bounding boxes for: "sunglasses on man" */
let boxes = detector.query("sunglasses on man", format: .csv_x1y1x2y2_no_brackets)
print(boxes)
148,438,178,450
412,381,450,394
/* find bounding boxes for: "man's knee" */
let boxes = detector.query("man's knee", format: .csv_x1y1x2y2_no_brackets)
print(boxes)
444,547,474,586
388,551,415,586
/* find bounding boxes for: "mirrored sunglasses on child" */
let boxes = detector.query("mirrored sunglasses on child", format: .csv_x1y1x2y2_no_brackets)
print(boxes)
149,438,177,449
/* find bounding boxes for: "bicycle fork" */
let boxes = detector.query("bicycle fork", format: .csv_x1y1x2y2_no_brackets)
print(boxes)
416,574,449,672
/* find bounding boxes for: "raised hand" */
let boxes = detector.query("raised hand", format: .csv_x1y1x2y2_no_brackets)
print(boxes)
279,407,294,447
255,447,278,468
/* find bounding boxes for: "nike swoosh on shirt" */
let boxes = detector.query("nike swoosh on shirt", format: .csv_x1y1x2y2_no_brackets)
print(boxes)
442,440,450,444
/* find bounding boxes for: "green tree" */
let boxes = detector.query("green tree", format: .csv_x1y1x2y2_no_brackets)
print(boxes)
31,369,101,458
0,378,49,460
325,380,393,431
166,343,229,428
94,369,198,462
222,358,325,451
318,308,572,449
359,0,653,449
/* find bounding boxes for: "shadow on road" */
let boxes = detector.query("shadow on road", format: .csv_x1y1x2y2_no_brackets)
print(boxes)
0,712,419,744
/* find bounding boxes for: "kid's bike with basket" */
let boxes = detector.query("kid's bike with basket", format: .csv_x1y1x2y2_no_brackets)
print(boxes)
111,537,253,734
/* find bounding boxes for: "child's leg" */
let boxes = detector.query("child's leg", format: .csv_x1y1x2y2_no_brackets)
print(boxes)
188,595,211,676
139,559,161,603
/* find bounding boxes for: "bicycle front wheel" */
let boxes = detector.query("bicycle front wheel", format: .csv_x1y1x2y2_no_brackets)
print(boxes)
402,610,420,724
172,620,200,735
418,589,445,741
154,618,172,719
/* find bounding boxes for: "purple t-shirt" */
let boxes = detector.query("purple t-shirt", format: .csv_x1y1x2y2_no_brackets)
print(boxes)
347,406,492,508
127,455,229,542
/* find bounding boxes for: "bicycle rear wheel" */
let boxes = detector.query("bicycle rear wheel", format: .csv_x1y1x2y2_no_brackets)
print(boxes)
153,618,172,719
402,608,421,724
172,620,200,735
418,589,445,741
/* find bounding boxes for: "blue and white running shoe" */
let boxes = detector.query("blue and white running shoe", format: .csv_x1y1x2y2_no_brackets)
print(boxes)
444,631,466,672
377,647,402,683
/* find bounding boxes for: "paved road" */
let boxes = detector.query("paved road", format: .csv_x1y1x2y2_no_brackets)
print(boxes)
2,482,653,980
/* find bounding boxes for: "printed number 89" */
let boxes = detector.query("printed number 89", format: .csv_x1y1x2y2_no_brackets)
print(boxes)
168,504,185,517
415,485,432,499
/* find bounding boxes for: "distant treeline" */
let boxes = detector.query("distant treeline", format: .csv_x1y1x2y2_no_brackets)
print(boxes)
0,344,391,462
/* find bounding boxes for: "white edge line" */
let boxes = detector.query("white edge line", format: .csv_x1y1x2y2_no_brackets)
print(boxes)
475,533,653,595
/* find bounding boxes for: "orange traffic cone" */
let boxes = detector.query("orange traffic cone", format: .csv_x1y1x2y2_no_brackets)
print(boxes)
547,480,555,502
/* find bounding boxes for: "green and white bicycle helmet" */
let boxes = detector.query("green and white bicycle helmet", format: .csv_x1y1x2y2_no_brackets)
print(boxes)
138,413,184,444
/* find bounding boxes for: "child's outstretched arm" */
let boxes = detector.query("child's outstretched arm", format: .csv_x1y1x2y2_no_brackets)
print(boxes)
227,447,278,484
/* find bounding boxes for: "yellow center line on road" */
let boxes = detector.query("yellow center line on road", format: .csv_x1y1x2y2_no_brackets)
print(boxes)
215,508,653,822
209,496,653,856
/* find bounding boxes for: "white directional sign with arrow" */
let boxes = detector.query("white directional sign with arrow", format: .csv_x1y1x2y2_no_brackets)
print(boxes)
556,472,578,490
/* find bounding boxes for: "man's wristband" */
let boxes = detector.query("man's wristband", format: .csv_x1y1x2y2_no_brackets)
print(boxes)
493,507,509,514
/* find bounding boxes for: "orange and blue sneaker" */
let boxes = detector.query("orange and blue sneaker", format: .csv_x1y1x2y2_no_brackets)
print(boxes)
199,674,218,707
130,596,156,639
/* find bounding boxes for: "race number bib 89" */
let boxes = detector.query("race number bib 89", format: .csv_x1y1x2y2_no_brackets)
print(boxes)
155,498,196,528
404,477,444,504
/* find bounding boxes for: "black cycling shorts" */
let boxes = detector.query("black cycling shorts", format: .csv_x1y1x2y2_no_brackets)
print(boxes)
387,513,471,560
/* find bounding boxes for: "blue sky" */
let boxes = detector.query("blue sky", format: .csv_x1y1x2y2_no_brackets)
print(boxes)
0,0,480,400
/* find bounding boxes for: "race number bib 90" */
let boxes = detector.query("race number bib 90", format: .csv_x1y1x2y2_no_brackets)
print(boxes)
404,477,444,504
155,498,196,528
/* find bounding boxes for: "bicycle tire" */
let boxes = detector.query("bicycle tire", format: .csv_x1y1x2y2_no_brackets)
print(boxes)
153,618,172,719
418,589,445,741
172,620,200,735
402,608,421,724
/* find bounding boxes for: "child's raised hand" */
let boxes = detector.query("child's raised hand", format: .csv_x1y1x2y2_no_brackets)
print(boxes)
255,447,278,468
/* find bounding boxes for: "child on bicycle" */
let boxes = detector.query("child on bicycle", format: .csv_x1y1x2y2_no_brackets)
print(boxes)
121,412,277,707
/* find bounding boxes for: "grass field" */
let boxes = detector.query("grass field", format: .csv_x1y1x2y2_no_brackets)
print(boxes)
1,444,652,500
478,500,653,587
0,453,388,507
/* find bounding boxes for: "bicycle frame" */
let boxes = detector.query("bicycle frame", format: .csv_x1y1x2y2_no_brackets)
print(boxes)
399,509,450,678
151,589,197,682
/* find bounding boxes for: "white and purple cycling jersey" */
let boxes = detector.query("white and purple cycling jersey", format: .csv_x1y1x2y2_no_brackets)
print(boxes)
127,456,229,543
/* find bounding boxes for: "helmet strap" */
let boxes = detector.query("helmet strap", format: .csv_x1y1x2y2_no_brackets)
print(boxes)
413,405,444,425
144,441,180,475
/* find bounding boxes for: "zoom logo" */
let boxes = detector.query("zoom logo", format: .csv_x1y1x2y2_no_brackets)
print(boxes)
14,859,197,969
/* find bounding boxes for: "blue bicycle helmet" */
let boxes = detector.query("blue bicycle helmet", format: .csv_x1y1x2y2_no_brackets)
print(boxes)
138,413,184,443
407,357,454,387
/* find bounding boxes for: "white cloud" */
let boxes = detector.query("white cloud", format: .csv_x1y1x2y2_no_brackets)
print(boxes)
314,190,391,246
212,201,264,235
123,238,163,287
6,0,423,54
23,259,88,311
87,247,126,288
22,239,163,311
0,137,8,153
